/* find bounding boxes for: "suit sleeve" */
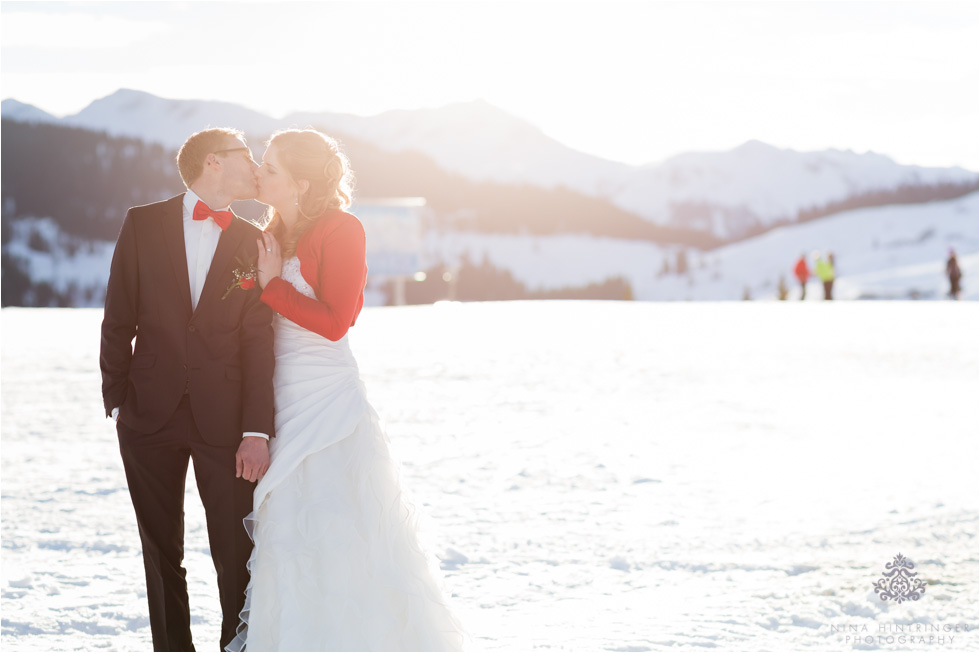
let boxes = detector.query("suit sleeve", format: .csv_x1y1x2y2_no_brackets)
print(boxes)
100,209,139,416
260,218,367,342
238,233,277,437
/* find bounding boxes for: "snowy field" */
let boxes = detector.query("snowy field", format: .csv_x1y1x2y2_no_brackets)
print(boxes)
426,193,979,302
1,301,978,651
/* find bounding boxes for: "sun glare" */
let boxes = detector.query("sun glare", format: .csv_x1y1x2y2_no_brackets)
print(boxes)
1,1,977,168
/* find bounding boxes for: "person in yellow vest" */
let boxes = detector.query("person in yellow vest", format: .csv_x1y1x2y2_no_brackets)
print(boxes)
815,251,836,300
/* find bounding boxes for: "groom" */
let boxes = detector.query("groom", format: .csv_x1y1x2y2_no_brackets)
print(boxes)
100,127,275,651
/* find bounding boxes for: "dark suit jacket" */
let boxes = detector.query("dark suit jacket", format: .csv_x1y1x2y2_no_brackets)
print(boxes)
100,193,276,445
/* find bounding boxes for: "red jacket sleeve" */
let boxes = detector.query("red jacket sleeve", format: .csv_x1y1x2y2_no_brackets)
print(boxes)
260,215,367,341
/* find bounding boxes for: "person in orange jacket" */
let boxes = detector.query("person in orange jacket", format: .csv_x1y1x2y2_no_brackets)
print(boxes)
793,253,811,300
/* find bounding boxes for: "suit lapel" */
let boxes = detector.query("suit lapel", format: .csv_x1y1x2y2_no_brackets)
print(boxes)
161,194,193,318
193,217,246,317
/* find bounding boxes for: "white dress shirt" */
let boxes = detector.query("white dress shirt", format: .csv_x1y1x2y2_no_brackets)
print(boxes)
113,191,268,442
183,190,224,311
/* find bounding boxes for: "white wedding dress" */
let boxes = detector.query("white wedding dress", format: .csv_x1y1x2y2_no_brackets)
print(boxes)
228,257,464,652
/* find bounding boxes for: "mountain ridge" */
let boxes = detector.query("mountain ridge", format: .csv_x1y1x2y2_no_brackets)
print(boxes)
3,89,977,241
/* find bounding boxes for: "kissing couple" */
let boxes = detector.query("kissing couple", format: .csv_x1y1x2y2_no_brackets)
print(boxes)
100,127,464,651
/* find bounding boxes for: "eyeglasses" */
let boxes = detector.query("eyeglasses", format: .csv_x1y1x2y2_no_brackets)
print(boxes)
213,147,255,163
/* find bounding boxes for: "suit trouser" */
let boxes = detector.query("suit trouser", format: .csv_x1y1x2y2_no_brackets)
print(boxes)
118,396,254,651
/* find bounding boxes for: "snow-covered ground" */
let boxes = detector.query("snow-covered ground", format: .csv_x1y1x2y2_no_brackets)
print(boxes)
427,192,979,301
2,218,116,306
2,302,977,651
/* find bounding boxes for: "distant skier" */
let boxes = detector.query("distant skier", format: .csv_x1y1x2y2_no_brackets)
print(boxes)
793,253,810,300
815,252,836,300
946,248,962,300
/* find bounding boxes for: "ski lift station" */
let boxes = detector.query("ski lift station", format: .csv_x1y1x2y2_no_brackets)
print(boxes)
353,197,427,306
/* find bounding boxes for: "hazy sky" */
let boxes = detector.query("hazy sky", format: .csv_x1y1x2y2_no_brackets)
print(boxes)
1,1,978,169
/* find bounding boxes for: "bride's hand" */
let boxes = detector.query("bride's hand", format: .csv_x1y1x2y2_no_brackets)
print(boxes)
257,232,282,289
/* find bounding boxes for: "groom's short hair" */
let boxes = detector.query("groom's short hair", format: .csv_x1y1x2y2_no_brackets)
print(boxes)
177,127,246,188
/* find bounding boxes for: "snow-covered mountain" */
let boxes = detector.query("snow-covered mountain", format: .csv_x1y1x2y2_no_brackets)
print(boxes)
289,100,634,197
4,89,975,241
0,99,58,124
59,89,282,149
290,105,977,239
613,140,977,239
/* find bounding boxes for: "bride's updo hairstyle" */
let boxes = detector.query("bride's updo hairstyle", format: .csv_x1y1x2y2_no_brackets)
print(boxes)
264,128,354,257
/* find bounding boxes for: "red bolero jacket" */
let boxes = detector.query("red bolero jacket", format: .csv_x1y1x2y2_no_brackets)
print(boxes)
260,209,368,341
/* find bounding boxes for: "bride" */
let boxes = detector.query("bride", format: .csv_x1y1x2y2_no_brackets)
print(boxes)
227,128,464,651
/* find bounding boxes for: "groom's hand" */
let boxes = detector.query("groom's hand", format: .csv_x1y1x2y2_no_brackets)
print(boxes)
236,437,270,483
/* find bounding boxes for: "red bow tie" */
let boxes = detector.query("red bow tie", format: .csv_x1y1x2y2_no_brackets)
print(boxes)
193,200,234,231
